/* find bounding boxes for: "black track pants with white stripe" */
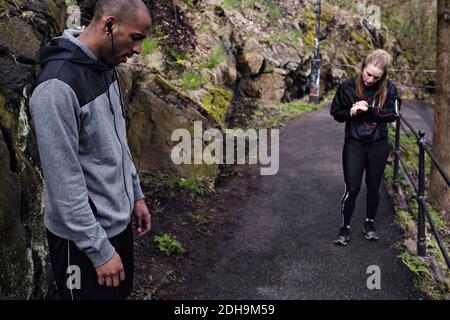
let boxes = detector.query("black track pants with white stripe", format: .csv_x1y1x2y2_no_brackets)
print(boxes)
46,224,134,300
340,138,390,227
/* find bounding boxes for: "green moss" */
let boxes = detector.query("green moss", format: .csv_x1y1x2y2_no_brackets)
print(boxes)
0,1,9,17
154,74,179,94
394,209,416,236
399,252,434,294
141,37,158,56
351,31,372,49
0,15,41,60
304,5,332,30
399,250,450,299
200,86,233,126
305,30,315,49
0,96,15,130
321,2,334,23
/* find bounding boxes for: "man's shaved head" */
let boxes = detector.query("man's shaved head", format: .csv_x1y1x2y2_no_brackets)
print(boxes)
78,0,152,66
92,0,150,24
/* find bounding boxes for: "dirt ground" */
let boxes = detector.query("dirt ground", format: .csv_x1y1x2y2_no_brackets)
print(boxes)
130,164,262,300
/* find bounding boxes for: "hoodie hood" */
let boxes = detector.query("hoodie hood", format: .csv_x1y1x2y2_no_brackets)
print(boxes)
40,29,113,71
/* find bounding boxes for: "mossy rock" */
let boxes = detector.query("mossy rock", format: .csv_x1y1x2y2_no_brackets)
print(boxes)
0,127,30,299
304,5,333,30
0,1,8,16
154,74,182,95
0,96,15,130
321,2,335,23
351,31,372,49
0,16,41,63
199,86,233,126
127,83,219,184
305,30,315,49
42,0,66,30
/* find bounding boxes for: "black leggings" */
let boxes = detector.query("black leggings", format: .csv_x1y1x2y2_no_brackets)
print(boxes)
340,139,390,227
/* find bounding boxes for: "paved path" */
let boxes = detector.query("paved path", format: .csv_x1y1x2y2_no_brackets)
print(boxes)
401,99,435,140
178,101,435,300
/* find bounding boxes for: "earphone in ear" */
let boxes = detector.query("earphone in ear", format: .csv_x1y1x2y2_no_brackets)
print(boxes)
106,21,113,33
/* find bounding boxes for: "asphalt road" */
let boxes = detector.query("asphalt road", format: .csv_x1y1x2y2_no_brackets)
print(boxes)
178,100,434,300
400,99,435,140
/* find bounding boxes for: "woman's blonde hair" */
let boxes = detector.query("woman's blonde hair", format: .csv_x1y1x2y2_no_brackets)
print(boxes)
356,49,392,108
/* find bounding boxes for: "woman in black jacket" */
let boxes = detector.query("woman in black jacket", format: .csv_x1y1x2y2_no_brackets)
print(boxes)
330,49,400,246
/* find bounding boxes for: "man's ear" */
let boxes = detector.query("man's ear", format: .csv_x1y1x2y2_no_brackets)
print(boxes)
104,17,116,34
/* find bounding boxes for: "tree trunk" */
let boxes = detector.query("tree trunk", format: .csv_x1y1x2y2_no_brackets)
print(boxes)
429,0,450,219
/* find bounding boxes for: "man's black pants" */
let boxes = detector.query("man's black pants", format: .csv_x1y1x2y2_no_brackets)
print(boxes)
47,225,134,300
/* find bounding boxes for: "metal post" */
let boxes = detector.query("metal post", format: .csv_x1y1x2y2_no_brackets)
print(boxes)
417,131,426,256
308,0,321,104
393,116,401,192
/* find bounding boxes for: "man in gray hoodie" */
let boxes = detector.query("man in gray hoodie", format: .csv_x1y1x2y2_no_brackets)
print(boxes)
30,0,152,300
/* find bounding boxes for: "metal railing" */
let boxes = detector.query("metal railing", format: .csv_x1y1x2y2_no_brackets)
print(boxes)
390,112,450,269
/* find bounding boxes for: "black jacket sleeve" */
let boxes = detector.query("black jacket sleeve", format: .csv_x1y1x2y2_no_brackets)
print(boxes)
330,83,352,123
367,82,401,123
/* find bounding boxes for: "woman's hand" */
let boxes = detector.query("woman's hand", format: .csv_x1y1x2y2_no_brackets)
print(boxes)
350,101,369,116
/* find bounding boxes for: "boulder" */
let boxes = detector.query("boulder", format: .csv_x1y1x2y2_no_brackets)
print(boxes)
0,17,41,63
255,72,286,102
243,50,264,75
238,79,260,98
0,0,66,299
126,74,220,185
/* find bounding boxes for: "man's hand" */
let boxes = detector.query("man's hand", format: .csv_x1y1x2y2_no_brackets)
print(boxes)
95,252,125,287
132,199,152,236
350,101,369,116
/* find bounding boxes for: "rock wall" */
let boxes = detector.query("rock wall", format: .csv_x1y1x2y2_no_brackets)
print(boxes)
0,0,66,299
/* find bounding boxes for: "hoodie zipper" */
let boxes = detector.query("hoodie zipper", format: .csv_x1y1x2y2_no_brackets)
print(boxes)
104,74,132,215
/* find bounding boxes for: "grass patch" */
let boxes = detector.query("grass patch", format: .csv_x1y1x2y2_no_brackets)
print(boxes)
230,90,335,130
265,0,282,20
165,47,190,66
181,70,202,90
187,212,209,223
141,37,158,56
201,47,228,70
386,125,450,299
154,233,185,256
169,176,210,196
154,207,165,215
266,30,302,47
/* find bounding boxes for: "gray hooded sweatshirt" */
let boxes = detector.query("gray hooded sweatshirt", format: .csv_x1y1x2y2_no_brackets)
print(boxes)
30,29,144,267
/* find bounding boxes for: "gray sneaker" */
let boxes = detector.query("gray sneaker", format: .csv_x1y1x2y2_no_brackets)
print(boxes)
364,221,379,240
333,226,351,246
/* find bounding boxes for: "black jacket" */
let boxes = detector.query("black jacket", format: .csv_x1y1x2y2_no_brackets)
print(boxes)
330,78,401,142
